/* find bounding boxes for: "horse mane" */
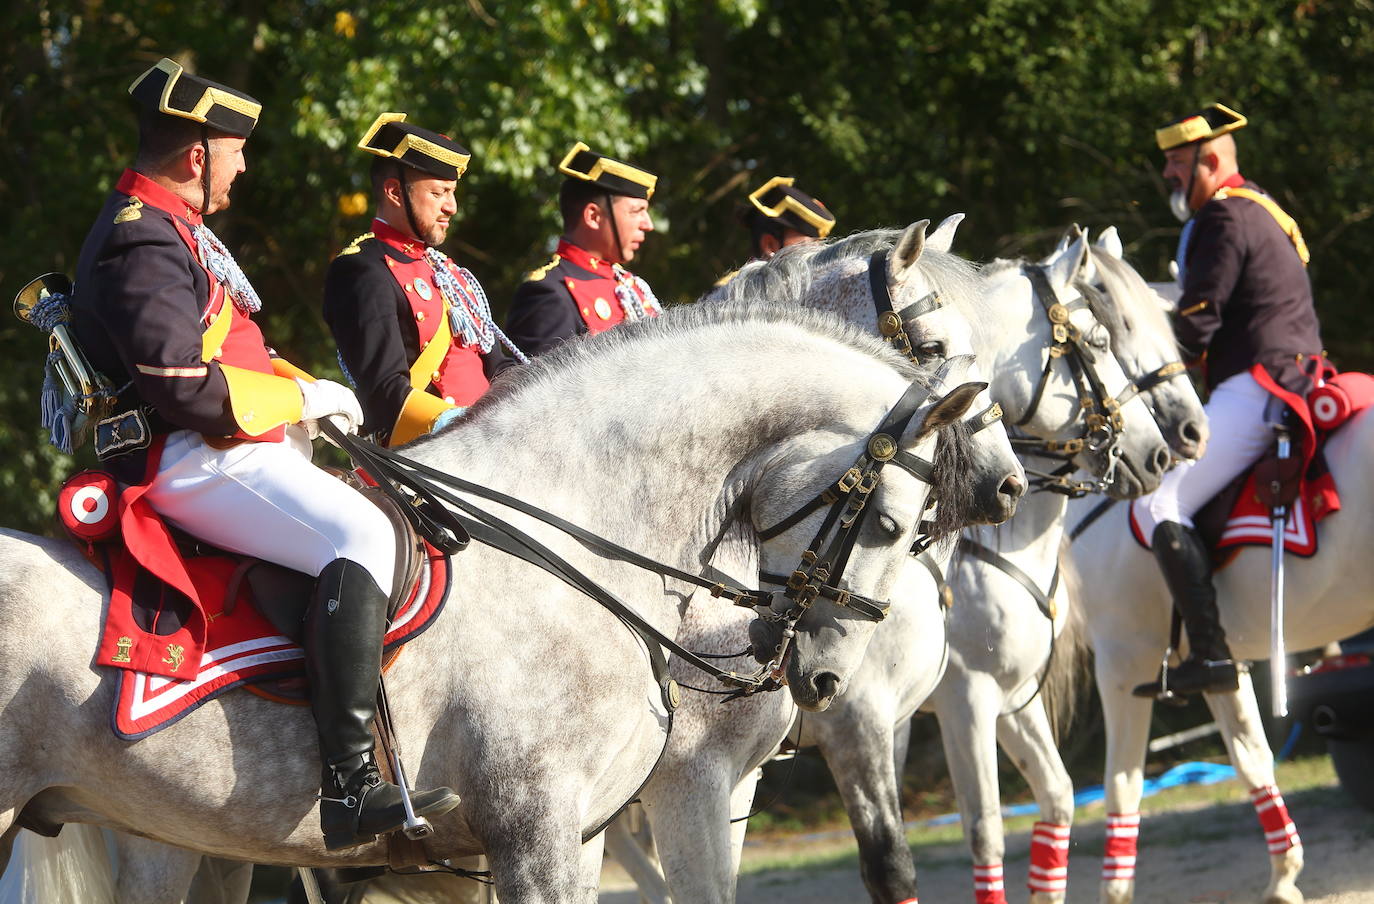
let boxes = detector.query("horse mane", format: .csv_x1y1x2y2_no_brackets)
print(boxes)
1083,249,1176,344
422,299,978,545
710,227,987,318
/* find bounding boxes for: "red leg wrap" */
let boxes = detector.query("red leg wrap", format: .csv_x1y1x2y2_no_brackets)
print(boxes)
1250,785,1301,854
1102,812,1139,882
973,862,1008,904
1028,820,1070,895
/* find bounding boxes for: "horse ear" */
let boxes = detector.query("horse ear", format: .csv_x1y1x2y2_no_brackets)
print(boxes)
1096,225,1124,260
889,219,930,280
915,382,986,439
1046,227,1088,290
925,213,965,254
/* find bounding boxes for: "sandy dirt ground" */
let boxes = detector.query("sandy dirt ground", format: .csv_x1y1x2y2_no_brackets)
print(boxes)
599,778,1374,903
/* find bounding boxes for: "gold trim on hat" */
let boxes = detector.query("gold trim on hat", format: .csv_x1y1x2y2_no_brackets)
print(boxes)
1155,103,1247,151
558,140,657,199
747,175,835,238
357,112,469,177
129,58,262,126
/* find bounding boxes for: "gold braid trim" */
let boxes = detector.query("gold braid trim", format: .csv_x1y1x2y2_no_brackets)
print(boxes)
525,254,561,281
336,232,375,258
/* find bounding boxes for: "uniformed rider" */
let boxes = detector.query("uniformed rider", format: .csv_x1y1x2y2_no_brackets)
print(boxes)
70,59,459,848
740,175,835,260
713,175,836,289
1133,103,1323,698
506,141,661,357
323,113,519,447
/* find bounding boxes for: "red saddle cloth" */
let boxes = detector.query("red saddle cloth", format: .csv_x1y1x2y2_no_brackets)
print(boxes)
1129,364,1371,560
109,543,448,740
59,449,451,740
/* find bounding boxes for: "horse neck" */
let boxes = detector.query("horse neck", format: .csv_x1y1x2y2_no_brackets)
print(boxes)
962,266,1042,394
406,341,899,582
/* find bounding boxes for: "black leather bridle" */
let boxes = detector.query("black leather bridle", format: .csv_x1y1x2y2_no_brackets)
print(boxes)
869,249,1005,436
1006,264,1136,496
750,375,966,674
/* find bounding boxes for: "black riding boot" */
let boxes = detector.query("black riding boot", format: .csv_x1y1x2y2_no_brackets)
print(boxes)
307,559,460,851
1132,522,1239,699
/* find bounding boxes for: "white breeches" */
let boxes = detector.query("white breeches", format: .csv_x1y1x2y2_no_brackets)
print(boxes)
1136,370,1276,537
143,428,396,597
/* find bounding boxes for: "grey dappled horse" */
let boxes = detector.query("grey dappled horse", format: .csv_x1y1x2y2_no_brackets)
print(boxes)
0,302,983,903
596,221,1173,904
1064,262,1373,904
916,230,1206,904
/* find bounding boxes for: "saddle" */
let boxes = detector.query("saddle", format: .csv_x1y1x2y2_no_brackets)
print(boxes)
1129,364,1373,566
60,467,427,683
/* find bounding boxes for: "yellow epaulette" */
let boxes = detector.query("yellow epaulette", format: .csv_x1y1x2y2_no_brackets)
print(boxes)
113,197,143,225
524,254,561,282
713,268,740,289
1214,187,1310,267
335,232,375,258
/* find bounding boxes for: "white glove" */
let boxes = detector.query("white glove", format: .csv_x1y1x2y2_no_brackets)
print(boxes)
296,378,363,440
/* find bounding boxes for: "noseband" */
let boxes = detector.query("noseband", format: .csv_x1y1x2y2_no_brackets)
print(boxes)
751,378,941,674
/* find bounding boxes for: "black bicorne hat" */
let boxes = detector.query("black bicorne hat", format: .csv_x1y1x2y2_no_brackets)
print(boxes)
745,176,835,238
128,58,261,137
358,113,471,181
558,141,657,200
1156,103,1247,151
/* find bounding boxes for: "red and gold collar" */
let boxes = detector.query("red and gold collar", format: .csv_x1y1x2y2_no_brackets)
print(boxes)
117,169,203,225
556,239,617,277
371,218,426,259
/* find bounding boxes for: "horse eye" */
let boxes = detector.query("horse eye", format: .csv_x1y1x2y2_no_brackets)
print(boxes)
916,341,945,360
1087,327,1110,350
876,513,902,538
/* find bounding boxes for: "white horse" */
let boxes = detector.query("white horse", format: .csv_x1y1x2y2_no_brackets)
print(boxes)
1064,287,1371,903
915,229,1208,904
0,302,985,903
602,222,1173,904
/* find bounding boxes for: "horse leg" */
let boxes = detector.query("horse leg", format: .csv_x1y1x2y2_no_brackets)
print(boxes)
816,705,918,902
996,702,1073,904
1096,660,1154,904
1204,672,1304,904
934,681,1009,904
110,832,205,904
639,761,748,904
603,812,671,904
186,855,253,904
893,717,914,781
575,832,607,904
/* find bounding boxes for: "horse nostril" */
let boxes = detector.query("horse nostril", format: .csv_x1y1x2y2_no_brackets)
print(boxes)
1000,472,1026,500
1150,444,1171,476
810,671,840,701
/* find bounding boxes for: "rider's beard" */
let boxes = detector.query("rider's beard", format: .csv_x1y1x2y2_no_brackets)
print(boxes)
1169,189,1192,224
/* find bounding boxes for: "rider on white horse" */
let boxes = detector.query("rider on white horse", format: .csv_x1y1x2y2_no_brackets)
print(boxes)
323,112,519,447
67,59,460,848
1133,102,1323,697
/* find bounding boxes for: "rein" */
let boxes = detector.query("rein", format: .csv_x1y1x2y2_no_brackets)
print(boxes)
321,422,775,704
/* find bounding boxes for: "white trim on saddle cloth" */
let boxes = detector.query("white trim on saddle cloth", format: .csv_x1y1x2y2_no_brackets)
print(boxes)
112,546,448,740
1128,495,1318,557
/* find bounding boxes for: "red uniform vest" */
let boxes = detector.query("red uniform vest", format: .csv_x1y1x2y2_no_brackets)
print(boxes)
116,170,285,444
556,239,656,334
371,219,490,406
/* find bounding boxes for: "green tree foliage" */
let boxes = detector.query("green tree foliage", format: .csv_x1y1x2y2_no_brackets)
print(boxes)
1,0,1370,533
